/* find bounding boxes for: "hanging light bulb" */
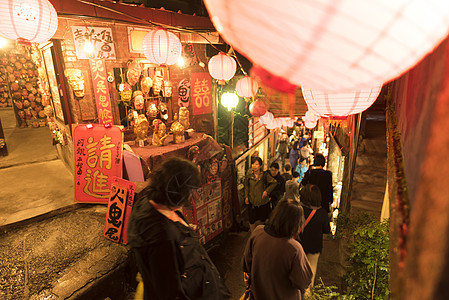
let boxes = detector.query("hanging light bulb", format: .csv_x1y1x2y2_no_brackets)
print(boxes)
221,92,239,110
84,40,95,55
177,56,185,67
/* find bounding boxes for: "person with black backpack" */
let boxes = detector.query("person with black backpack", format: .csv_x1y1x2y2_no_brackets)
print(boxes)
244,156,278,232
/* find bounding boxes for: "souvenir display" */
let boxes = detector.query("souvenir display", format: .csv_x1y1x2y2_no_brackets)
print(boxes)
120,83,132,103
152,71,163,96
127,60,142,86
170,113,184,144
0,49,46,126
133,90,144,110
163,80,172,97
134,114,149,146
146,102,158,119
141,77,153,95
151,119,168,146
64,69,85,98
158,102,168,121
178,107,190,130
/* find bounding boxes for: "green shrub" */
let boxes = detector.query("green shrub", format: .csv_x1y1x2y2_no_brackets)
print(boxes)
342,215,390,299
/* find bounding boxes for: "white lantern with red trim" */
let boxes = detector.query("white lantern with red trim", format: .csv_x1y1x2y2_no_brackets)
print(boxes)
0,0,58,43
302,85,382,117
236,76,259,99
204,0,449,91
142,28,182,66
208,52,236,85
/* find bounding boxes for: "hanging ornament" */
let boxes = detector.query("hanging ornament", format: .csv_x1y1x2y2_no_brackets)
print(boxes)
133,91,144,110
249,99,267,117
208,52,236,85
236,76,258,100
302,110,320,123
152,71,164,96
204,0,449,91
127,60,142,86
301,85,382,117
142,28,182,66
0,0,58,44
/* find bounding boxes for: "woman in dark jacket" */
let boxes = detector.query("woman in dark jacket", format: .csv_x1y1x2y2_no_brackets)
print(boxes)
298,184,331,291
127,156,230,300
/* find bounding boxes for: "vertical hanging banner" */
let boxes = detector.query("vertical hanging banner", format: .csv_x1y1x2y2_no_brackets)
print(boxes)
73,124,123,203
89,59,114,124
103,177,136,244
191,72,212,115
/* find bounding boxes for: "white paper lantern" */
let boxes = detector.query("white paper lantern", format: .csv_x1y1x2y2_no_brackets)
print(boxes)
305,120,317,129
266,118,283,130
142,28,182,66
0,0,58,43
204,0,449,91
302,111,320,122
208,52,237,84
236,76,259,99
259,111,274,125
302,85,382,117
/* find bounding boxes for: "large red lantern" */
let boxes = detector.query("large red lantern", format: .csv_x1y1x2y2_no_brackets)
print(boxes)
0,0,58,43
249,99,267,117
204,0,449,91
208,52,236,84
236,76,258,99
142,28,182,66
302,85,382,117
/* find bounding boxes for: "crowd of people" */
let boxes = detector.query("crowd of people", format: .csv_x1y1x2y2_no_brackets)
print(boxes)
126,128,334,299
243,128,334,299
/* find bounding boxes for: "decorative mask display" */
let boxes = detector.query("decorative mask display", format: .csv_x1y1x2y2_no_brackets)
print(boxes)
152,72,163,96
120,83,133,103
152,119,168,146
141,77,153,95
134,114,149,145
146,102,158,119
178,107,190,130
170,113,184,144
64,69,85,98
127,60,142,86
133,90,144,110
163,80,172,97
158,102,168,120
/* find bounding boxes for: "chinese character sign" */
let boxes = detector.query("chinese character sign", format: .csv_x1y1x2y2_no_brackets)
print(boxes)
71,26,116,59
191,72,212,115
89,59,114,124
73,124,123,203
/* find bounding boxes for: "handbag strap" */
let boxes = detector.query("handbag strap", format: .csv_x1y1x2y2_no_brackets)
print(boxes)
299,209,317,233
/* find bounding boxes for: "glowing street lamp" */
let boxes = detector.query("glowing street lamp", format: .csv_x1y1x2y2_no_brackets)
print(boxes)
221,92,239,148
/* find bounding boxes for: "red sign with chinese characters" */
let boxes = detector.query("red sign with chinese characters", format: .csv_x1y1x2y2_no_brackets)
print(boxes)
89,59,114,124
191,72,212,115
73,124,123,203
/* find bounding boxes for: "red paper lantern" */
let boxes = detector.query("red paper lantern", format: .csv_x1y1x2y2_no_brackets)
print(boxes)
249,99,267,117
0,0,58,43
208,52,236,84
236,76,258,99
204,0,449,91
302,85,382,117
142,28,182,66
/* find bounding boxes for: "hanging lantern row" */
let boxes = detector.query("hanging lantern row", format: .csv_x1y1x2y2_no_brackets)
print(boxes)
301,85,382,117
0,0,58,44
204,0,449,92
236,75,259,99
142,28,182,66
208,52,237,85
